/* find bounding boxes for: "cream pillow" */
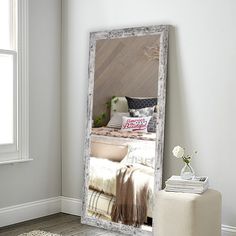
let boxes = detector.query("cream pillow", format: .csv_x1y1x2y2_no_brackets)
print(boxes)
107,112,129,129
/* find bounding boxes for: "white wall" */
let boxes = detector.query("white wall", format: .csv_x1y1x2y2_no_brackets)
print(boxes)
62,0,236,228
0,0,61,208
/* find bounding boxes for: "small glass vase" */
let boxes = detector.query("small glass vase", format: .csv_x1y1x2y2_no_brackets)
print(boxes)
181,163,195,180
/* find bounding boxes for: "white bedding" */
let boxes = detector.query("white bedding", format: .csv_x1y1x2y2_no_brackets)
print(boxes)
89,157,123,196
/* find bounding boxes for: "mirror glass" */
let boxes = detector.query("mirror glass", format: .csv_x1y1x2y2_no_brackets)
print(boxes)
82,26,169,235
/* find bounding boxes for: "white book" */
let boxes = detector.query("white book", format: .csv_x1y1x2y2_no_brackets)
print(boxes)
165,175,209,194
165,183,209,191
166,176,208,187
166,183,209,190
166,182,208,189
165,184,208,194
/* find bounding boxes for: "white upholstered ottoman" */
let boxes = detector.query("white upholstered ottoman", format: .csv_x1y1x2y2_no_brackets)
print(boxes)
153,189,222,236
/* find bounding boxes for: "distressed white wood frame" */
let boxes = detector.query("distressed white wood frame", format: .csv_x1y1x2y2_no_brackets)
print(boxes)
0,0,30,163
81,25,169,235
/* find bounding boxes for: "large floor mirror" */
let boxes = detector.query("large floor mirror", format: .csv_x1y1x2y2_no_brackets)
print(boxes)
82,25,169,235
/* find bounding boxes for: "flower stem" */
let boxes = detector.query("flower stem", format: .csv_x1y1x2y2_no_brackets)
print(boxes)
182,157,190,164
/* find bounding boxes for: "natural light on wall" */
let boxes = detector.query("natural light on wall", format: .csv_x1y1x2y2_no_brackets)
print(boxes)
0,0,29,163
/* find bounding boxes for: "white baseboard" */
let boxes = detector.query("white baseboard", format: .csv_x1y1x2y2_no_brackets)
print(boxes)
0,196,235,236
0,197,61,227
61,196,82,216
222,225,236,236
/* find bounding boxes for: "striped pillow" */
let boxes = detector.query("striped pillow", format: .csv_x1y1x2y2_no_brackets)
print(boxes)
88,189,115,218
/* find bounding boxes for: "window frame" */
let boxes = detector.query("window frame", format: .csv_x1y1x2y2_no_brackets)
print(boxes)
0,0,30,164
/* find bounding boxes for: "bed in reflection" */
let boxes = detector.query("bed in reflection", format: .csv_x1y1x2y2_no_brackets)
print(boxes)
88,96,157,228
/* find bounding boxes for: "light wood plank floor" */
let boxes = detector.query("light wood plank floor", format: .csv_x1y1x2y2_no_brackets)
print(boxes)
0,213,126,236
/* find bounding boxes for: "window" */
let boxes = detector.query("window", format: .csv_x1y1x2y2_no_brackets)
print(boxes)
0,0,29,163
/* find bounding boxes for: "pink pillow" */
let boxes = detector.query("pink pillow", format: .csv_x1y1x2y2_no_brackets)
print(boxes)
121,116,151,133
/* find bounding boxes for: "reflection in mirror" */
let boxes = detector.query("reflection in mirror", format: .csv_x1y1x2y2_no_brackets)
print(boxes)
82,26,169,235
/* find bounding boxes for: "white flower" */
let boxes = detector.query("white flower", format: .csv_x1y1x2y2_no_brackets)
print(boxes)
172,146,184,158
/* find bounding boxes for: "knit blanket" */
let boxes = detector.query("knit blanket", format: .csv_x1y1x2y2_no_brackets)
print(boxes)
111,165,153,226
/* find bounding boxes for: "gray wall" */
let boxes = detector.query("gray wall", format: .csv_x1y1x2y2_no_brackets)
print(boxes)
61,0,236,227
93,36,159,120
0,0,61,208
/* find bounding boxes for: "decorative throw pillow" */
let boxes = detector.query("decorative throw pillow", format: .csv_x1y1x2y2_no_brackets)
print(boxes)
120,144,155,169
129,107,157,133
147,113,158,133
121,116,151,133
107,112,130,129
129,106,155,117
125,96,157,109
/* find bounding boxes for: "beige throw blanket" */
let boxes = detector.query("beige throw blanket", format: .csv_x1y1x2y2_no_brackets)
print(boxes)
111,165,153,226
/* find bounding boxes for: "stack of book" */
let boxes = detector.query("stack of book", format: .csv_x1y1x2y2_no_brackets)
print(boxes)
165,175,209,194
